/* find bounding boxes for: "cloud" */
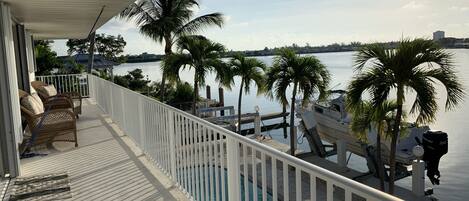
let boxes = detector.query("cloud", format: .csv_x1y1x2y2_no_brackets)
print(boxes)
417,15,427,19
450,6,469,12
402,1,425,9
228,21,250,27
224,15,232,22
100,18,137,32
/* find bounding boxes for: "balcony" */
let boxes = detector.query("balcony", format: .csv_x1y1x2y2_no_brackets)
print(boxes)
20,98,187,200
20,74,400,201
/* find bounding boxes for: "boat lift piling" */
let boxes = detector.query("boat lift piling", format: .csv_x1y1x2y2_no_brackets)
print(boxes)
206,85,211,100
337,139,347,170
218,87,225,116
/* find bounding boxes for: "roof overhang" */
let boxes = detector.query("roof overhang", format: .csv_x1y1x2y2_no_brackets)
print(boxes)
3,0,135,40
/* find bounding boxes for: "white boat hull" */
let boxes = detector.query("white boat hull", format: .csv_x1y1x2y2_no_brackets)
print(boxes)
299,104,428,165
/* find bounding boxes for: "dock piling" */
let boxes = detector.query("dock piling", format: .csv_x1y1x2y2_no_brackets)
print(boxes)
218,87,224,116
206,85,211,100
254,108,261,136
337,139,347,170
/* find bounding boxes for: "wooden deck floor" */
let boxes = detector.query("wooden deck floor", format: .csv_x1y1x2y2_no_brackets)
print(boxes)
20,99,187,201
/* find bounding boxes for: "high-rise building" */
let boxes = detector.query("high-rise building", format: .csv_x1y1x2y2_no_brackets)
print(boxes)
433,31,445,41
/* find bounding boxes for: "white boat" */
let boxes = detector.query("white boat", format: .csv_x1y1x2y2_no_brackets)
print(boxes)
296,91,436,166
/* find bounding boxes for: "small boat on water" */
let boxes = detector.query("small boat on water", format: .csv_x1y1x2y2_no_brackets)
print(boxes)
297,90,448,184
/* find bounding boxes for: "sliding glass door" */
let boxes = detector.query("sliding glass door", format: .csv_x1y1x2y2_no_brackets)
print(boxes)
0,2,22,178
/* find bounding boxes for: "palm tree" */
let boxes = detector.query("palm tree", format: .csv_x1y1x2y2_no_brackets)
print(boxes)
229,54,267,134
119,0,224,101
349,100,400,191
347,38,464,194
266,48,330,156
163,35,228,115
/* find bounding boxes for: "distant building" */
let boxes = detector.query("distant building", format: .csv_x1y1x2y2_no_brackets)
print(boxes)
433,31,445,41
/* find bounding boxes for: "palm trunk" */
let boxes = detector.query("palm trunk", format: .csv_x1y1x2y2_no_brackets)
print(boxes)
161,34,173,101
290,82,298,156
238,79,244,135
389,85,404,194
282,103,287,138
192,73,199,115
376,122,385,191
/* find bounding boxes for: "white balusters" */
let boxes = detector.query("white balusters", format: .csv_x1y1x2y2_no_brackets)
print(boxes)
36,74,89,97
84,74,402,201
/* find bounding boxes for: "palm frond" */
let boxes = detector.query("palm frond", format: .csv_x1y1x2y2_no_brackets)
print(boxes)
162,53,192,82
354,43,388,71
346,71,378,113
168,34,227,90
349,38,464,126
177,13,224,35
267,48,330,106
424,68,465,110
139,21,166,43
229,54,267,95
118,1,157,26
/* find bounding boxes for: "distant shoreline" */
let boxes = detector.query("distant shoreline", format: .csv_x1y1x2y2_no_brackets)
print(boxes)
124,41,469,64
125,49,358,64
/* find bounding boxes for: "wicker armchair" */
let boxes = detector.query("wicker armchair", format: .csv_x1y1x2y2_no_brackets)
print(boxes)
19,91,78,153
31,80,82,117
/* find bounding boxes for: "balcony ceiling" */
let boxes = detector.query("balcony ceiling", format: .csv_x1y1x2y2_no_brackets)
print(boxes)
3,0,135,39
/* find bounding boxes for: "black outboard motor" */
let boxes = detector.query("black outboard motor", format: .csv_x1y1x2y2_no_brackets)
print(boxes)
422,130,448,185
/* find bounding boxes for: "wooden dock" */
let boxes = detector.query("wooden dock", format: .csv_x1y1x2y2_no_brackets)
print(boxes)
240,112,289,124
199,105,290,135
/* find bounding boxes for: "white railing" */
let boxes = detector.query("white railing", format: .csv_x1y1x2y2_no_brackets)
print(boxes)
87,74,400,201
36,74,89,97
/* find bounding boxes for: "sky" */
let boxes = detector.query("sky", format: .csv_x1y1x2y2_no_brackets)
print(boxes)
51,0,469,56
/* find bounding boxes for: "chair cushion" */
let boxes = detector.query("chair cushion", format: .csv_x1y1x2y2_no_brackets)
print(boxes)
37,85,57,97
73,99,80,107
21,95,44,115
31,93,45,112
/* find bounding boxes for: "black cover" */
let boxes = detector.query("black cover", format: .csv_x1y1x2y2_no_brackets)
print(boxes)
422,131,448,185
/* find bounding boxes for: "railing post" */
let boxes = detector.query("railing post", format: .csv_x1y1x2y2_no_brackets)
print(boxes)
168,110,177,180
110,80,114,118
227,137,240,201
87,74,92,99
138,96,145,148
412,160,425,196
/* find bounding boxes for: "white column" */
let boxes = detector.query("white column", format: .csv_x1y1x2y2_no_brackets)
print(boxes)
226,137,240,200
168,111,177,180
